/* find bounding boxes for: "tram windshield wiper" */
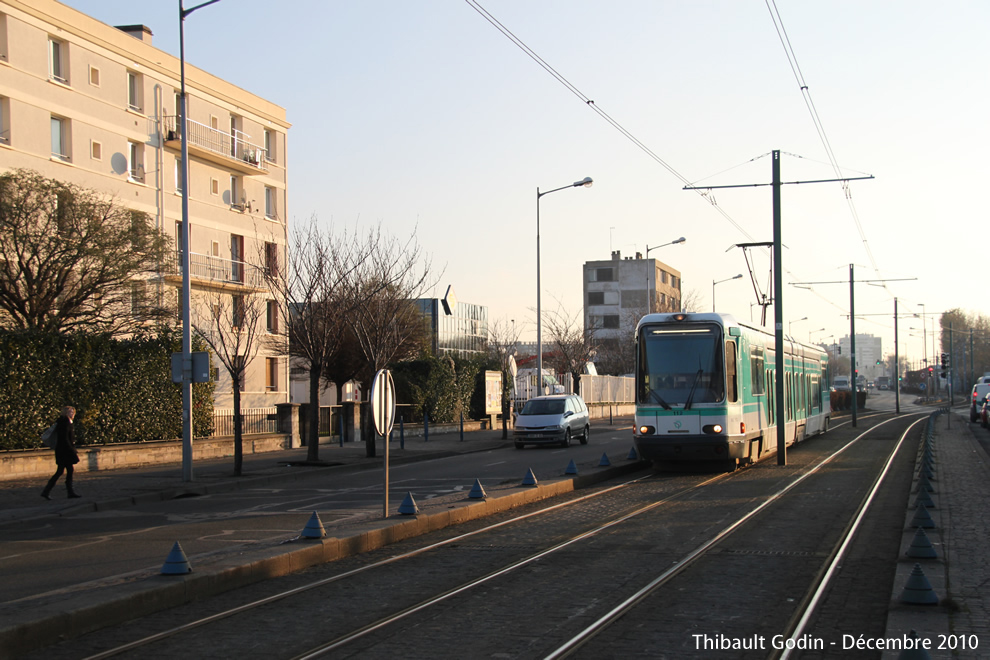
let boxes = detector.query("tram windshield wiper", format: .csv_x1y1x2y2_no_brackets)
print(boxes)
648,389,672,410
684,369,704,410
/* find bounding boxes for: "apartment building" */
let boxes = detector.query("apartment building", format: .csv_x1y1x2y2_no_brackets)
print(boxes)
583,250,682,341
0,0,291,409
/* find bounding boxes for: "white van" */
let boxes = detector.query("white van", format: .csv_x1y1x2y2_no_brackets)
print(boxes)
971,382,990,422
833,376,851,392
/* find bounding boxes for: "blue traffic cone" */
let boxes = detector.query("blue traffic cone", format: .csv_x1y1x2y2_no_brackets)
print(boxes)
564,459,578,475
398,492,419,515
468,478,487,499
598,452,611,467
522,468,538,486
899,563,939,605
160,541,192,575
627,446,638,460
301,511,326,538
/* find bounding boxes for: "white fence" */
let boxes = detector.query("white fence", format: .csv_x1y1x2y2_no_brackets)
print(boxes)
579,374,635,405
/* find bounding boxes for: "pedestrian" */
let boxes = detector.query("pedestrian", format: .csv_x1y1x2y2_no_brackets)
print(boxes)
41,406,81,500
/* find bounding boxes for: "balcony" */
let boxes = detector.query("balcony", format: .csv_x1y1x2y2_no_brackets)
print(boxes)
162,251,268,293
163,115,268,175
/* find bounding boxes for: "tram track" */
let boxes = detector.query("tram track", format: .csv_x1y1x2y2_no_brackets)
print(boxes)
53,411,917,660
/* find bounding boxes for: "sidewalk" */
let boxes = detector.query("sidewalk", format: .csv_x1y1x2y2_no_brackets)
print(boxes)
0,425,515,526
882,408,990,659
0,420,645,657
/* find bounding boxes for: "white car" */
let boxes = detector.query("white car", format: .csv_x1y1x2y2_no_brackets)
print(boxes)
513,394,590,449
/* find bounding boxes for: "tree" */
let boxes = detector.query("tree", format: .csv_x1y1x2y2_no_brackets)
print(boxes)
486,317,521,437
543,300,596,388
348,226,435,457
0,169,170,334
192,290,266,475
263,217,369,462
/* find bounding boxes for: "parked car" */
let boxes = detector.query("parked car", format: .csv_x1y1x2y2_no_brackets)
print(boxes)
972,383,990,422
513,394,590,449
981,399,990,429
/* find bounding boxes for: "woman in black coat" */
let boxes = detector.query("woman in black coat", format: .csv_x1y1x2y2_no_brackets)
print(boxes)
41,406,81,499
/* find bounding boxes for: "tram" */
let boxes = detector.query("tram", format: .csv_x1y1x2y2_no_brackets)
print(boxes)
634,312,830,468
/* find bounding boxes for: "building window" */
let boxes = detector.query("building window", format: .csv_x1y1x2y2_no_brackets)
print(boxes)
230,234,244,282
230,176,243,209
588,291,604,305
50,116,69,161
590,267,614,282
210,178,219,196
90,140,101,160
266,300,279,333
264,129,275,163
211,240,220,257
127,70,143,112
265,357,279,391
49,38,67,84
130,281,146,317
128,141,144,181
265,186,276,219
174,157,183,193
232,294,244,329
0,96,8,146
0,13,7,63
89,66,100,86
603,315,620,329
265,241,278,278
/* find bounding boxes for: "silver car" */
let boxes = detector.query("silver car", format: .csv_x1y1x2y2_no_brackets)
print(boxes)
513,394,590,449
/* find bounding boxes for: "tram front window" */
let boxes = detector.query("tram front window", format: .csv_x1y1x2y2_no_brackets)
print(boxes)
638,324,725,406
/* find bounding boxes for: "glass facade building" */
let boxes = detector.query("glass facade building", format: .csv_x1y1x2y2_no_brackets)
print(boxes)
416,299,488,356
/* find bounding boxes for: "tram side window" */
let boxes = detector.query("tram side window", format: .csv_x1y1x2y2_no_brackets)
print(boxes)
751,348,764,395
725,341,738,402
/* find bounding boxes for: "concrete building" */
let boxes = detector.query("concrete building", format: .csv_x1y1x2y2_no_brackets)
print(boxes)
0,0,290,409
416,297,488,357
583,250,682,342
839,334,883,382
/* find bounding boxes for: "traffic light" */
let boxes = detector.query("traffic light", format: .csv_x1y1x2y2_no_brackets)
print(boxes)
876,360,881,366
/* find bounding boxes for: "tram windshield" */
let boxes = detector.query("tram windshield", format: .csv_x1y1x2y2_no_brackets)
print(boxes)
637,323,725,406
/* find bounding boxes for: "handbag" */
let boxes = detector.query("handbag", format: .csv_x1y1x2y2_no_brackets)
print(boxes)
41,423,57,449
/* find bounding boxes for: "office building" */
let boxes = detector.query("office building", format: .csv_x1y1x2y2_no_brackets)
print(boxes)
583,250,681,341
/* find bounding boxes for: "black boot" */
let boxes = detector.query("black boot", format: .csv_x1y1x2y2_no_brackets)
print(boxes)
67,487,81,499
41,489,52,500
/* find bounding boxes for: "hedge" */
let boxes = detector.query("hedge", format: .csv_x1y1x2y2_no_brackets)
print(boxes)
0,327,214,450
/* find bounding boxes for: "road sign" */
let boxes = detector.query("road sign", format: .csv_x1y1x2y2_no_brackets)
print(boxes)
370,369,396,437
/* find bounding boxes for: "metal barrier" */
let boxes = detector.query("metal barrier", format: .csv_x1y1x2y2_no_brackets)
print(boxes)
211,408,280,437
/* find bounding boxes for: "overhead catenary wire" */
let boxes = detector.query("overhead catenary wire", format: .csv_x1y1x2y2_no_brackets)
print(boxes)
465,0,877,326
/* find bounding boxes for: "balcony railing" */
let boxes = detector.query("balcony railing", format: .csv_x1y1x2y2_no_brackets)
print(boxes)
165,251,268,290
162,115,268,174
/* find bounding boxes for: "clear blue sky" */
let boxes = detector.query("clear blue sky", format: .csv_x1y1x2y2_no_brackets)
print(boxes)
64,0,990,368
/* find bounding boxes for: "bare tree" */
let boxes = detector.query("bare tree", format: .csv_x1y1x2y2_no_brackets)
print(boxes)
263,217,368,462
0,169,170,333
487,317,521,438
192,291,266,475
348,226,436,457
543,300,596,388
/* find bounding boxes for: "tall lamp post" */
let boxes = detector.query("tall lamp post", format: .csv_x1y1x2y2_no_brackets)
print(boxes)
178,0,221,482
712,274,742,313
809,327,826,344
536,177,592,389
789,316,808,337
645,237,686,313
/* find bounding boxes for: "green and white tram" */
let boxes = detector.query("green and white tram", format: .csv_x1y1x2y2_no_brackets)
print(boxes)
634,312,830,468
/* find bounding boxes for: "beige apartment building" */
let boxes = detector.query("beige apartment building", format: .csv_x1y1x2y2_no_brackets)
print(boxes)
0,0,291,409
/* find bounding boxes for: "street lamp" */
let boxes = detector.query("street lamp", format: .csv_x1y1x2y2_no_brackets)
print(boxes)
536,176,592,389
644,237,685,313
810,327,826,343
712,274,742,313
789,317,808,336
178,0,221,482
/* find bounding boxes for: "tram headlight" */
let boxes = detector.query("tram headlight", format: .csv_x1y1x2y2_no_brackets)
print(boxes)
638,425,655,435
702,424,724,434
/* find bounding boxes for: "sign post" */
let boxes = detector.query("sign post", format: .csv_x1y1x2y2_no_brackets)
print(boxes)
370,369,396,518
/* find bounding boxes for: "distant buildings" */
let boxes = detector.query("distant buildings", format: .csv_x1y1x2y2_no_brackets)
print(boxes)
582,249,681,346
0,1,291,408
838,334,883,381
416,297,488,357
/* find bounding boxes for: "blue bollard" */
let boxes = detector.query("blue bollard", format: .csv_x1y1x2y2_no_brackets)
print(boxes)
460,411,464,442
339,414,344,447
400,415,405,449
424,412,429,442
610,406,613,425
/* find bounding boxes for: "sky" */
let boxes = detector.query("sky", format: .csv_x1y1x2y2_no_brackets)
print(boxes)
63,0,990,370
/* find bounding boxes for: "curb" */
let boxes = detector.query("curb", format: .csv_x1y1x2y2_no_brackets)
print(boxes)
0,458,647,657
